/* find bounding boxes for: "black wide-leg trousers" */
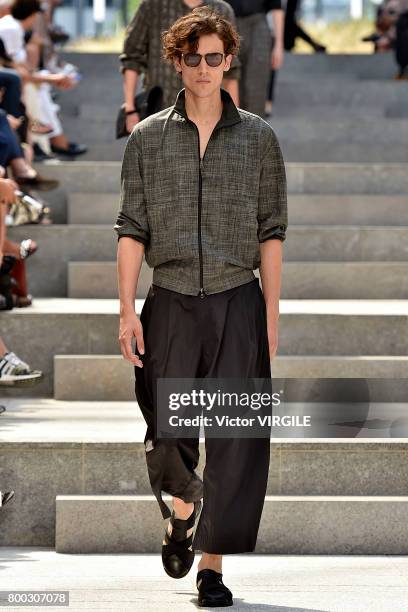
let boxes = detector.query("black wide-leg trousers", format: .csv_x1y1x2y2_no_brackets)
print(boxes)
134,278,272,554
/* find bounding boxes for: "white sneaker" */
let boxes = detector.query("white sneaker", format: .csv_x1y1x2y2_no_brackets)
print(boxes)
0,352,43,386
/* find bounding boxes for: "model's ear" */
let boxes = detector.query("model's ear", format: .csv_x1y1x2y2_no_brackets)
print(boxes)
174,55,182,74
224,54,233,72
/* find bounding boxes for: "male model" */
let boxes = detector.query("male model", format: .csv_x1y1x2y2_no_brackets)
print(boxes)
225,0,285,116
115,7,287,607
120,0,240,134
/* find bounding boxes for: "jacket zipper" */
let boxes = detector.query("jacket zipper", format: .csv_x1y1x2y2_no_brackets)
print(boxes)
198,157,205,298
190,120,224,299
191,122,206,299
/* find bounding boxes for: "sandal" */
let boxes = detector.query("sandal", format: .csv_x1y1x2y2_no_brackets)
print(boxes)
161,499,202,579
196,568,233,608
12,294,32,308
20,239,38,260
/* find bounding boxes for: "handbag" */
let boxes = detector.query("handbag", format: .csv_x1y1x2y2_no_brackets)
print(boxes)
8,191,49,226
116,86,163,139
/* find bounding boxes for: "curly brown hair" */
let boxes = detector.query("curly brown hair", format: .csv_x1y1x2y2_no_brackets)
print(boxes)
162,6,241,64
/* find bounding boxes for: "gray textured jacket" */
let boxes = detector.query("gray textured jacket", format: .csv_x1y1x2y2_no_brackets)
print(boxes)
120,0,241,109
114,88,288,297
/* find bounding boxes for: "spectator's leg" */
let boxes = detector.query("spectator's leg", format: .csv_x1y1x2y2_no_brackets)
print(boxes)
0,69,24,118
0,110,24,167
243,15,272,117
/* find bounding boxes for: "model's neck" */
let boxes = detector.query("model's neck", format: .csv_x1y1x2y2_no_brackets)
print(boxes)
184,88,223,125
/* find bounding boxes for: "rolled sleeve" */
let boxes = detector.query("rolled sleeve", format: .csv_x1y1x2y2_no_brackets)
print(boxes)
119,0,149,75
257,127,288,243
114,129,150,246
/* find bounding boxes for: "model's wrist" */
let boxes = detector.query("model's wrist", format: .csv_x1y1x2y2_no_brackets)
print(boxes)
266,304,280,320
120,303,136,316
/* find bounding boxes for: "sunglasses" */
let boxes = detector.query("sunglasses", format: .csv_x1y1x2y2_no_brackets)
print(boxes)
181,52,226,68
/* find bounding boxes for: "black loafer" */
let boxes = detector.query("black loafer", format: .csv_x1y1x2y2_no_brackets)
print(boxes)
196,568,233,607
162,499,201,579
51,143,87,157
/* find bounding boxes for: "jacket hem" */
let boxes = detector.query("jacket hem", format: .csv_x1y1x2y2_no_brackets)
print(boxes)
152,269,256,296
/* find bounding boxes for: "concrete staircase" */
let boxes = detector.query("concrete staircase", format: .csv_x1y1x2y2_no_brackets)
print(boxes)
1,52,408,554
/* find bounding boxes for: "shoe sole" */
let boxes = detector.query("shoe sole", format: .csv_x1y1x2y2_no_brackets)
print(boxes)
198,597,233,607
0,373,44,387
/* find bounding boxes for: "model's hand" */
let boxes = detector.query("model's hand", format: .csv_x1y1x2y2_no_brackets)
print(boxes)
271,45,284,70
126,112,140,134
119,310,145,367
266,311,279,361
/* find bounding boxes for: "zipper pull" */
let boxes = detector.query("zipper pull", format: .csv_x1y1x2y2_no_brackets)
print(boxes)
200,159,204,173
199,288,206,299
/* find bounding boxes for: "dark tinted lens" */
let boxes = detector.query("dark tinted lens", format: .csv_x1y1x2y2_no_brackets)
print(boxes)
206,53,224,67
184,53,201,67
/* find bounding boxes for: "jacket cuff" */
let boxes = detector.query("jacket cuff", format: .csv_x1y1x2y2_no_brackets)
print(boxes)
117,233,149,246
258,224,287,243
114,214,150,246
119,56,146,75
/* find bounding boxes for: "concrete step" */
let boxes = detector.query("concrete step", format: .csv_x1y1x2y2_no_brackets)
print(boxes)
59,51,397,79
2,298,408,397
36,161,408,194
272,118,408,146
68,261,153,298
1,396,408,546
71,140,408,163
76,140,408,163
67,261,408,299
68,193,408,226
54,354,408,401
55,494,408,554
8,224,408,297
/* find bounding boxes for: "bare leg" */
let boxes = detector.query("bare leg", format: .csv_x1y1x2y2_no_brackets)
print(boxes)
50,134,70,149
0,338,8,357
9,158,36,178
170,497,223,573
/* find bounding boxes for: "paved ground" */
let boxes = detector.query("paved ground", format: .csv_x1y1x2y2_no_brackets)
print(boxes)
0,549,407,611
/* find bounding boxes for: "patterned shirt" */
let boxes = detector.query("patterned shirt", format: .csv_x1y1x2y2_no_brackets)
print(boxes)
114,88,288,296
119,0,241,109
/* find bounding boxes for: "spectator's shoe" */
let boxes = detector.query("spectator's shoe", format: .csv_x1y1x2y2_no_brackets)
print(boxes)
15,174,59,192
196,569,233,607
313,44,327,53
394,69,408,80
1,490,15,507
31,120,54,135
0,352,43,386
33,143,55,162
49,26,70,45
51,142,88,158
162,500,202,579
362,33,381,43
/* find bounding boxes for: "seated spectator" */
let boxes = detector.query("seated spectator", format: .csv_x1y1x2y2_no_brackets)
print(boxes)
0,172,40,308
0,0,87,157
0,108,58,189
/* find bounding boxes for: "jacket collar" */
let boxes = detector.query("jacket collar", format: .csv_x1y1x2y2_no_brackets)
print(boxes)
173,87,242,128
